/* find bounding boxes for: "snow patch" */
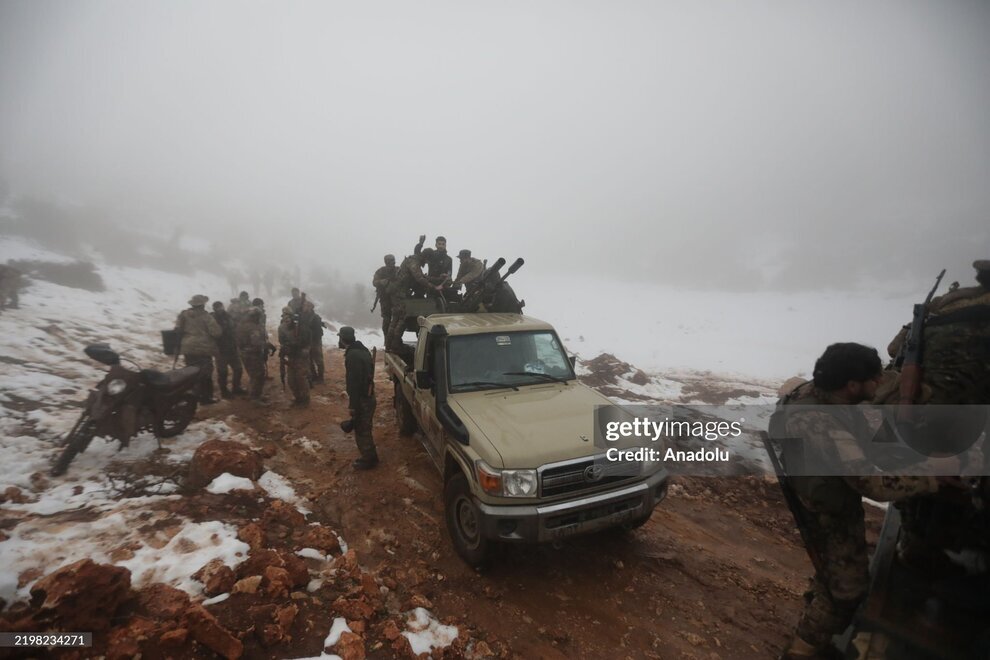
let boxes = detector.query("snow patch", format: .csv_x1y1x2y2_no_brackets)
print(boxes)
206,473,256,494
324,617,352,647
258,470,311,515
402,607,459,655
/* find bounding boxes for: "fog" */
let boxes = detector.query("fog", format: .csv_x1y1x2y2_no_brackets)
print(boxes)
1,0,989,292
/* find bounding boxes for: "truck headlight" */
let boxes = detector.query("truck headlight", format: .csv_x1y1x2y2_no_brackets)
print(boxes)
476,462,538,498
502,469,538,497
107,379,127,396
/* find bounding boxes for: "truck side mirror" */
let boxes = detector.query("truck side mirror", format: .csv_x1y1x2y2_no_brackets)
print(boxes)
569,355,577,368
415,370,433,389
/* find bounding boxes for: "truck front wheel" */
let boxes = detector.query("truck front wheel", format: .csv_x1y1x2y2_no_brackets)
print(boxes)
444,473,492,568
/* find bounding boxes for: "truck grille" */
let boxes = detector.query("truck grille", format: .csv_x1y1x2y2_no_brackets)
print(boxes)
540,458,633,497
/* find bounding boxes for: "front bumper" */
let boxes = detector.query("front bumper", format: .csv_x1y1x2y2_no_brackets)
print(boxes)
475,469,669,543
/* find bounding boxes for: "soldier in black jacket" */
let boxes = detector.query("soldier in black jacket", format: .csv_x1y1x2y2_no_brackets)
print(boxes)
338,326,378,469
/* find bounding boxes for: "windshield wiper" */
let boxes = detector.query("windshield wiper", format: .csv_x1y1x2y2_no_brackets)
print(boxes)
502,371,571,384
454,381,519,392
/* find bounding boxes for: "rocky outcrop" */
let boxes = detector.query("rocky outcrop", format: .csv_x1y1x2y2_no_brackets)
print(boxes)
187,439,263,488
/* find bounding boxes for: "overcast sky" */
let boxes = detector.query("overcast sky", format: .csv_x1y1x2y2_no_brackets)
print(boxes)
1,0,988,291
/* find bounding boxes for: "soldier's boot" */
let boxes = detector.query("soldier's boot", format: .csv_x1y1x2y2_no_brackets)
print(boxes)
779,636,842,660
352,454,379,470
217,371,231,399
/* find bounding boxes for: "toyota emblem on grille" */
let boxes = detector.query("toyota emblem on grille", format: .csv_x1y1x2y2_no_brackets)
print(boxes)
583,464,604,483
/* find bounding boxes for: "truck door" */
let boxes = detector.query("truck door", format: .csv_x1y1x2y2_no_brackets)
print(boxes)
415,332,445,464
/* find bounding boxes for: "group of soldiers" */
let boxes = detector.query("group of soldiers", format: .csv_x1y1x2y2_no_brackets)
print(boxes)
173,288,337,406
371,234,485,351
777,259,990,659
173,289,378,470
173,292,274,403
275,288,328,407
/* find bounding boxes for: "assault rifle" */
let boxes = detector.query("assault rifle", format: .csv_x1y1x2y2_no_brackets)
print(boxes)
896,269,945,419
371,290,380,313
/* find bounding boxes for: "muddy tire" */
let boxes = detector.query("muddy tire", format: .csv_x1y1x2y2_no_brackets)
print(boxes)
395,385,418,437
51,415,96,476
155,394,198,438
444,473,493,568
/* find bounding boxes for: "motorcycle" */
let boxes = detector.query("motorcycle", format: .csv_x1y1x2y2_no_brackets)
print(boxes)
51,343,202,476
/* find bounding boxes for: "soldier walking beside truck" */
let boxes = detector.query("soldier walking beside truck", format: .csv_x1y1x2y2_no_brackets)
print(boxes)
339,326,378,470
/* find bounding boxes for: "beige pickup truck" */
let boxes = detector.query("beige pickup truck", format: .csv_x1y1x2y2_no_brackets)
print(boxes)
383,312,669,567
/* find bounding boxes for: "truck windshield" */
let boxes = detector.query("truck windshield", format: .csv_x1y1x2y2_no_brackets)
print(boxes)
448,331,575,392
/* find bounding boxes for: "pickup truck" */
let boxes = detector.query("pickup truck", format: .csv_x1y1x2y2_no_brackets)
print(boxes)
384,312,670,566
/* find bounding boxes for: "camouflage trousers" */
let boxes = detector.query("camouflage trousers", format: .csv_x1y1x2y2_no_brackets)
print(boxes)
287,355,310,404
310,339,325,382
385,297,408,351
183,354,215,402
352,395,377,461
379,296,392,341
795,500,869,649
241,355,266,399
216,348,242,393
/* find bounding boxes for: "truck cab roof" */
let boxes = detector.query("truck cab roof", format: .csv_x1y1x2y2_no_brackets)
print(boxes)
418,313,555,336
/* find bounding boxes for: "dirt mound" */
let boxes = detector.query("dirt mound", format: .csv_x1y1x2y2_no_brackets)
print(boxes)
580,353,650,388
1,559,131,633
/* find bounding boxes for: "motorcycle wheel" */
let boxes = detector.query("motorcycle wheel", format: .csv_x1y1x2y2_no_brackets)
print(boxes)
51,413,96,476
155,394,198,438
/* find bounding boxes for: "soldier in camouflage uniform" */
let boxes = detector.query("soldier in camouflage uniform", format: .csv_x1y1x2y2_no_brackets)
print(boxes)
287,288,303,314
278,306,312,407
452,249,484,293
372,254,398,339
885,260,990,573
339,326,378,469
175,295,222,404
236,307,268,401
888,260,990,404
776,343,962,659
251,297,268,328
211,301,245,398
302,300,326,383
228,291,251,325
386,249,440,351
0,263,22,312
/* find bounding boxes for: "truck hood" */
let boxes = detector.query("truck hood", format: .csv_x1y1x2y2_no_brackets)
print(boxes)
450,383,611,469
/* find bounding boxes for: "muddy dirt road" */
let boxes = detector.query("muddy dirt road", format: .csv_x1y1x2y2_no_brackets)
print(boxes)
217,346,873,659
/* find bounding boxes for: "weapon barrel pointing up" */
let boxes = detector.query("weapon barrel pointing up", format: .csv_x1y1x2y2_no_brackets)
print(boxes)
500,258,524,283
487,257,506,277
